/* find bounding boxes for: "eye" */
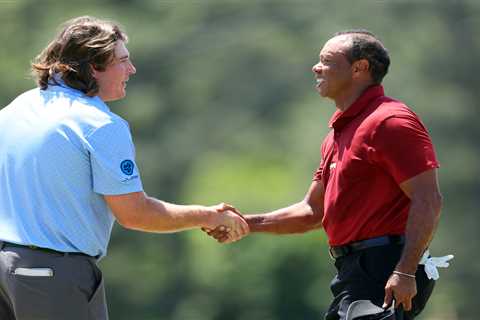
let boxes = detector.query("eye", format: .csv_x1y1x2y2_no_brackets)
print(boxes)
320,58,331,65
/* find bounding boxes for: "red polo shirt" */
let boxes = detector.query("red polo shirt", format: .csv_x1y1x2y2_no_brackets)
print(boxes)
314,85,439,246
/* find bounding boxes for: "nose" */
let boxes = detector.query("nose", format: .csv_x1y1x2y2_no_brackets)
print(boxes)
312,63,322,74
128,61,136,75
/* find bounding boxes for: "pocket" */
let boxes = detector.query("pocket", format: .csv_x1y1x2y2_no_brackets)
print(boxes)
355,247,401,286
355,251,385,286
9,266,57,319
88,273,109,320
13,267,54,277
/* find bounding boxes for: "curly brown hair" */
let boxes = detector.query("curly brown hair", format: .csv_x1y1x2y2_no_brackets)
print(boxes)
31,16,127,96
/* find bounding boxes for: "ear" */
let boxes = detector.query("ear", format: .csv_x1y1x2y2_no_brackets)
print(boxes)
90,64,101,80
352,59,370,78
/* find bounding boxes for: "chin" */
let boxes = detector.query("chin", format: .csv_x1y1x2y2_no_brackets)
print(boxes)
316,88,327,97
113,92,127,102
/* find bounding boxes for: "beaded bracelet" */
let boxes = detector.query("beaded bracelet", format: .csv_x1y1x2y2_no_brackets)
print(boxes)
393,270,416,279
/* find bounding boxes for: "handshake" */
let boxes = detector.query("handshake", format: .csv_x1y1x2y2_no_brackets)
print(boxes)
201,203,250,244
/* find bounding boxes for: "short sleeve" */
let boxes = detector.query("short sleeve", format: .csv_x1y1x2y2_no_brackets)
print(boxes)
313,138,329,182
371,114,439,184
313,160,323,181
86,119,143,195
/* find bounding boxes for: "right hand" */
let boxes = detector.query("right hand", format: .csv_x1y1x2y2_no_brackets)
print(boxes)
383,272,417,311
203,203,249,243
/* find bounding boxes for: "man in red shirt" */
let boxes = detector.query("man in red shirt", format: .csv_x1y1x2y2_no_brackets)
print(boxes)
207,30,443,320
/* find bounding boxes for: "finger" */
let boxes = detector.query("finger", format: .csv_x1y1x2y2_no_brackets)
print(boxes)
383,287,393,309
230,216,248,237
229,207,244,216
222,203,235,211
218,234,232,243
214,233,229,241
394,296,402,309
208,225,228,235
222,204,244,217
217,203,238,214
402,297,412,311
228,228,241,242
234,221,246,239
239,219,250,235
209,229,229,239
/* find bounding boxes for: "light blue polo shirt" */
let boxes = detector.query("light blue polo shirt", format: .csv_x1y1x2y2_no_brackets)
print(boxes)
0,79,143,258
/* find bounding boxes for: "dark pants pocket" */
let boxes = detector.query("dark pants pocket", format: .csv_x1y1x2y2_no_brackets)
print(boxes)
87,266,108,320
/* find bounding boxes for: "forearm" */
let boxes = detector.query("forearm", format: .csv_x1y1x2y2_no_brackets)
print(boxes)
245,201,322,234
396,197,442,274
117,194,210,233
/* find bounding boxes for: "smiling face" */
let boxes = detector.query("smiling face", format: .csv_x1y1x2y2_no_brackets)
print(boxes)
311,36,354,102
92,40,136,102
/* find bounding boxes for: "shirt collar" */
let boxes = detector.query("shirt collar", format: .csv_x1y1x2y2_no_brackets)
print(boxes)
47,73,110,112
328,85,385,130
48,72,71,89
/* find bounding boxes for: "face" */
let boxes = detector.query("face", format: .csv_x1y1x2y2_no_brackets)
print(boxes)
92,40,136,102
311,36,354,101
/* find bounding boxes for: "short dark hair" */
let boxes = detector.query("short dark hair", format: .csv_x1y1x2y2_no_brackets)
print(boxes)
31,16,127,96
334,29,390,84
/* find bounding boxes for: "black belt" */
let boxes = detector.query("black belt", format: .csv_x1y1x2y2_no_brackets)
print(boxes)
0,241,97,259
329,235,405,259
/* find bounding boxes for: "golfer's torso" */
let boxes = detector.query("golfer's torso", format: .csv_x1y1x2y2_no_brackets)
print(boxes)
0,86,116,257
320,97,410,246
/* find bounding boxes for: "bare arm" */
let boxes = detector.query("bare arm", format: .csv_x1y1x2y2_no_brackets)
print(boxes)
204,180,325,242
104,191,249,240
383,168,443,310
245,180,325,234
396,168,443,273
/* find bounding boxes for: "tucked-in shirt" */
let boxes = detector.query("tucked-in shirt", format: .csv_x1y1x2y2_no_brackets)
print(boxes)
313,85,439,246
0,79,143,257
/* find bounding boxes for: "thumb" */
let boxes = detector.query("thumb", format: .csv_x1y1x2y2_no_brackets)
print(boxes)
223,204,244,217
383,287,393,309
216,203,238,214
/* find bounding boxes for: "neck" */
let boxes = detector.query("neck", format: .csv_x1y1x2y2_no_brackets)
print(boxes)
334,82,374,112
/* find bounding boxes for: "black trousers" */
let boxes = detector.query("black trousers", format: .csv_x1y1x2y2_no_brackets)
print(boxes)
325,243,435,320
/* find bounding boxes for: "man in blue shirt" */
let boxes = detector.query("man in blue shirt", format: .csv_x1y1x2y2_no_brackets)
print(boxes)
0,16,249,320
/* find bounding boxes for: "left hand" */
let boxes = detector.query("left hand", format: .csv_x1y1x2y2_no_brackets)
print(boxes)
383,272,417,311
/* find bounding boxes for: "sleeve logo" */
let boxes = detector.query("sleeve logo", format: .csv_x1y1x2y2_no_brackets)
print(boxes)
120,160,135,176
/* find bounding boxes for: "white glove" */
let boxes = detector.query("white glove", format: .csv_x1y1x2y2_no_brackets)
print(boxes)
419,250,454,280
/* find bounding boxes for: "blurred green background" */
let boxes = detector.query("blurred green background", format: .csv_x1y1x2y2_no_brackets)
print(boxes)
1,0,477,319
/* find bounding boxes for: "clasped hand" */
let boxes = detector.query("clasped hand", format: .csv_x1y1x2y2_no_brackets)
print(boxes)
203,203,249,243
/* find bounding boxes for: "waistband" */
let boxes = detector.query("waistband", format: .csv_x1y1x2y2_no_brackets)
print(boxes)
329,235,405,259
0,241,98,260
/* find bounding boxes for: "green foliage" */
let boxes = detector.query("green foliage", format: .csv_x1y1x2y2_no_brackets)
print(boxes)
1,1,478,319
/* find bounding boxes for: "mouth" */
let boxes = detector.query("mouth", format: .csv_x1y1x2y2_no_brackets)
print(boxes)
315,78,324,88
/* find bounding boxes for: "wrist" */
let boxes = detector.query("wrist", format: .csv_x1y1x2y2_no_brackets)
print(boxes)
393,270,416,279
196,205,217,229
394,261,418,275
244,215,264,233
